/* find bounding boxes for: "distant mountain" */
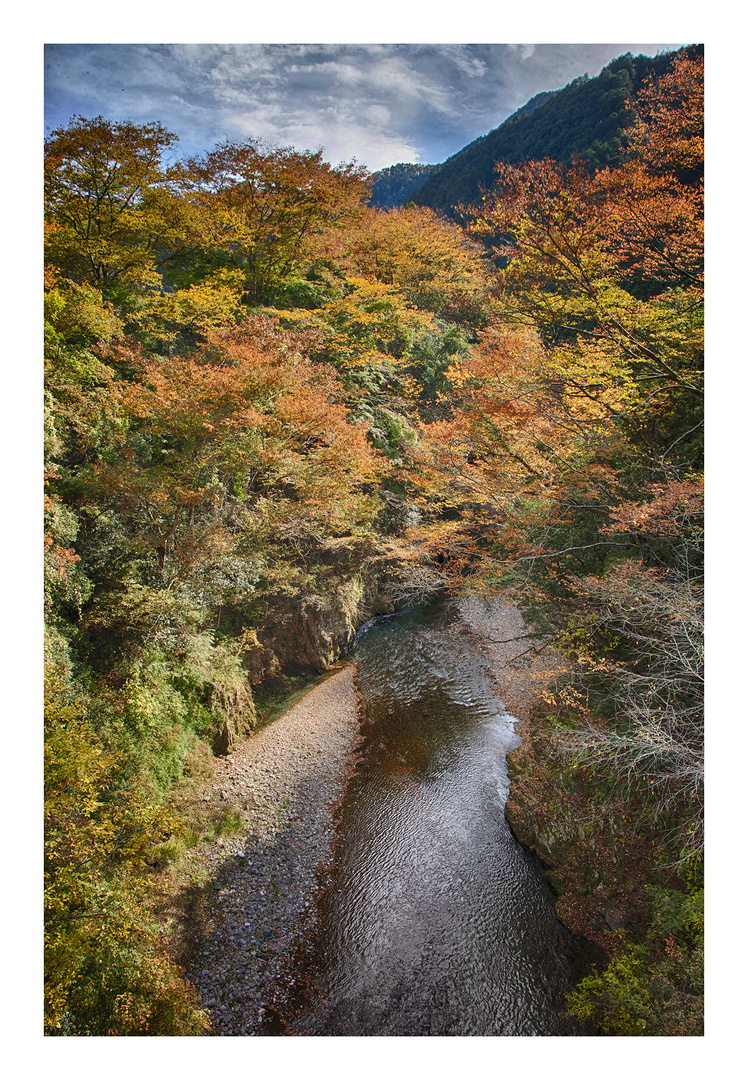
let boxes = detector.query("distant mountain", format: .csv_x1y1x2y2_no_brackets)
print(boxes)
367,91,555,212
368,162,440,210
376,46,700,217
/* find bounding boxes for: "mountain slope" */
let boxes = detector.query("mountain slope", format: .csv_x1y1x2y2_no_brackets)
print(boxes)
414,46,702,215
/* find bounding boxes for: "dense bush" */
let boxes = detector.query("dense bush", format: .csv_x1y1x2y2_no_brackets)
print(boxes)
567,882,704,1035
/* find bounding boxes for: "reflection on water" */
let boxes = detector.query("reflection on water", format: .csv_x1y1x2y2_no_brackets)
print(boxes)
289,602,589,1036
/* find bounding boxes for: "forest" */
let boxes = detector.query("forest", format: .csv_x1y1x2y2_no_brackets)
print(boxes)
44,48,703,1035
368,161,440,209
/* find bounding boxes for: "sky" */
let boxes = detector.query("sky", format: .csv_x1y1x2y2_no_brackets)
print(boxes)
44,42,686,173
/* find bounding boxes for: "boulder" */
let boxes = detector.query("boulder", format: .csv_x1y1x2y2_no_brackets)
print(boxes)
210,683,257,756
604,906,629,932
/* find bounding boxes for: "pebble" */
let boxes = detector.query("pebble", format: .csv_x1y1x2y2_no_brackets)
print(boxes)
181,664,361,1036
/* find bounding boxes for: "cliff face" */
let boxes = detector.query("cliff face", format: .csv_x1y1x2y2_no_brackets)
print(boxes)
261,586,370,674
257,544,393,675
211,542,395,747
287,592,362,670
211,682,257,756
505,707,661,956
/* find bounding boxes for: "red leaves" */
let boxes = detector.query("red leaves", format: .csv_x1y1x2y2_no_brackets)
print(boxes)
602,479,704,542
83,315,382,562
628,52,704,181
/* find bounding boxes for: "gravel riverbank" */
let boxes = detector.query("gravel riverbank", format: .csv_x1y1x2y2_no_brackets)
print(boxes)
178,663,362,1036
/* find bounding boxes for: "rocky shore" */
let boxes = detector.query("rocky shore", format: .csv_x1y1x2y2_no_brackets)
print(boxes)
460,596,657,961
176,663,362,1035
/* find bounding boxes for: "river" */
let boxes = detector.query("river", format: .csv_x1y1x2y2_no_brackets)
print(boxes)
283,600,593,1036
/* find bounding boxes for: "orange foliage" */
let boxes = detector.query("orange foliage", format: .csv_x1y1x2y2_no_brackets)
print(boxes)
78,316,381,590
627,51,704,180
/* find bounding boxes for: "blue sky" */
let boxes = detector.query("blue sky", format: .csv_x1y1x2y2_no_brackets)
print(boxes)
44,42,685,172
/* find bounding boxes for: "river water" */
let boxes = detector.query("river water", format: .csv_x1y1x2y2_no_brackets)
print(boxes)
286,601,592,1036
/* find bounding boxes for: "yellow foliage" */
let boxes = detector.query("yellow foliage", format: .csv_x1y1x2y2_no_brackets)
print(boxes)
131,273,245,342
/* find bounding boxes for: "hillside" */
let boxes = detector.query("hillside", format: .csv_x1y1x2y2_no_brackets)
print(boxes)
414,46,703,214
367,90,556,211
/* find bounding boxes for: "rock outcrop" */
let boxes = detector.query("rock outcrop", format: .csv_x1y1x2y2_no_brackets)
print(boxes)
255,542,393,676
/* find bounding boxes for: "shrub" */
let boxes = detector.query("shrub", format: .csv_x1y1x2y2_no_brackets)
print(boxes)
44,668,208,1034
566,882,703,1035
559,563,703,860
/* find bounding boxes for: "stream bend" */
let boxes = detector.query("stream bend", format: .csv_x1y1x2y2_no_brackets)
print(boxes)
288,601,589,1036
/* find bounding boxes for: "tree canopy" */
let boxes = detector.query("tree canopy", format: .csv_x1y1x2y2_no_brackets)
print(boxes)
44,48,704,1035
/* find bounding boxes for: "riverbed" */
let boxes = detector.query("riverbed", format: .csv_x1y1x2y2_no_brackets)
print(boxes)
180,596,592,1036
179,664,362,1035
287,599,587,1035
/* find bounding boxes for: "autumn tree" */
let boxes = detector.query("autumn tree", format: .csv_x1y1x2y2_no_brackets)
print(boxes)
409,50,701,601
63,316,381,678
468,160,701,441
44,116,188,298
327,204,496,324
626,50,704,184
463,50,704,473
174,139,371,305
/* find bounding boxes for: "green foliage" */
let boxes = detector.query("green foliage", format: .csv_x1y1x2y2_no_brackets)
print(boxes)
47,868,208,1036
566,882,704,1035
78,581,257,775
45,280,123,353
44,667,208,1034
214,807,244,837
405,322,471,407
272,269,338,310
44,488,93,621
368,162,440,210
415,47,702,216
365,408,417,458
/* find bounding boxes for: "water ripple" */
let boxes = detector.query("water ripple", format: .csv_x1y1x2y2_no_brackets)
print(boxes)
292,602,588,1036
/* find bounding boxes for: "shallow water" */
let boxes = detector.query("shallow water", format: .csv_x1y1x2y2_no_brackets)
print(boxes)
288,601,589,1036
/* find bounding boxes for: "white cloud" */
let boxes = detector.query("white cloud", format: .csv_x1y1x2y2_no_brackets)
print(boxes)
45,42,687,171
366,105,391,126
